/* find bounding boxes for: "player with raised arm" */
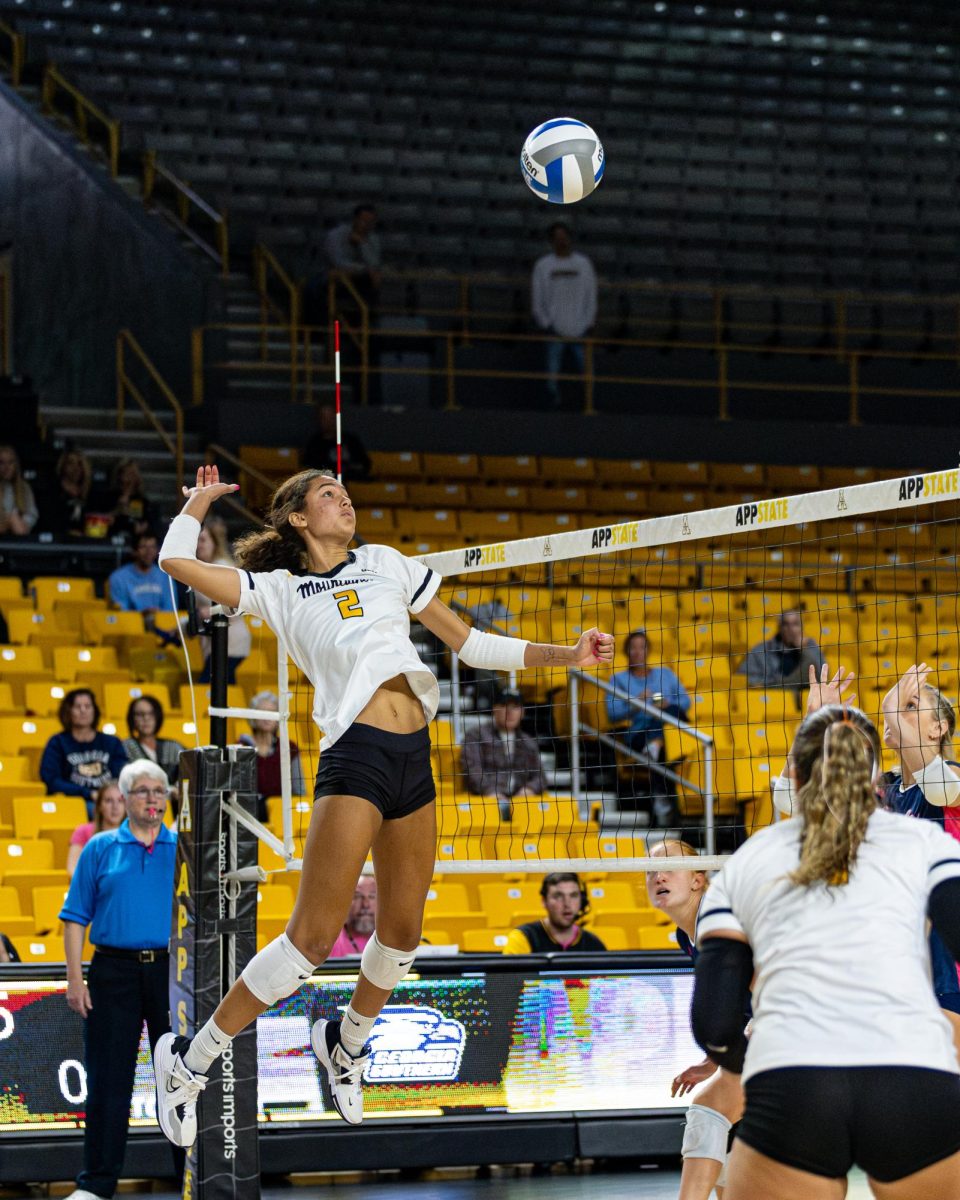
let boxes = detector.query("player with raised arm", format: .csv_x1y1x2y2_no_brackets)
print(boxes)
152,465,614,1148
692,701,960,1200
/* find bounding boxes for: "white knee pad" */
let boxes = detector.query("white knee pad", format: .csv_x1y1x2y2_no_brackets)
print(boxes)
360,933,417,991
241,933,317,1007
681,1103,732,1164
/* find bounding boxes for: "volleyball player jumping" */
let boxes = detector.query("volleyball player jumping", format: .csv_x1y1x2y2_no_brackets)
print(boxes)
152,465,614,1148
693,702,960,1199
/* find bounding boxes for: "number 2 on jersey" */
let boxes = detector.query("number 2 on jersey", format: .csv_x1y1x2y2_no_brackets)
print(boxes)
333,588,364,620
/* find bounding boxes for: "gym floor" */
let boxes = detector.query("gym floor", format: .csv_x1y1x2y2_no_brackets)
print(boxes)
22,1163,875,1199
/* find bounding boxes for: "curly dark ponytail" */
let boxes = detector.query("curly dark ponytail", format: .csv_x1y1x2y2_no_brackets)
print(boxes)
233,469,336,573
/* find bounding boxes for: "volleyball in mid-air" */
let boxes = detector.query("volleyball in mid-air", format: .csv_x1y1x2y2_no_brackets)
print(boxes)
520,117,604,205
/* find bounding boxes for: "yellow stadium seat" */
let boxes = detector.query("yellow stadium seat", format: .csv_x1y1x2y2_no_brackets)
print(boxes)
52,646,120,681
457,511,521,541
0,578,24,601
466,484,529,510
355,507,396,536
0,716,61,758
419,453,479,481
435,836,490,866
419,928,454,949
2,868,68,916
2,916,34,940
461,929,510,953
16,936,66,963
493,831,572,861
0,883,21,915
81,610,146,646
0,837,55,872
368,450,423,479
588,925,630,950
538,456,596,484
102,681,174,720
14,795,87,864
348,481,408,506
238,445,301,474
24,680,93,716
0,682,15,715
0,757,30,782
586,881,637,911
479,454,540,482
477,881,542,926
6,609,72,645
578,831,649,861
31,884,70,934
637,925,680,950
0,645,51,701
423,882,473,915
421,913,487,943
31,577,96,609
517,512,577,537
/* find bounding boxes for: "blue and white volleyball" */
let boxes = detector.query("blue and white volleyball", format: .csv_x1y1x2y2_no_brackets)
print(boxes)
520,118,604,205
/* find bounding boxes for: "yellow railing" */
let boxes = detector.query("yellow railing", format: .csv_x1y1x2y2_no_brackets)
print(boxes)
375,269,960,357
0,18,25,87
116,329,184,490
0,254,10,375
191,321,960,425
41,65,120,177
253,243,301,400
143,151,230,277
327,270,370,406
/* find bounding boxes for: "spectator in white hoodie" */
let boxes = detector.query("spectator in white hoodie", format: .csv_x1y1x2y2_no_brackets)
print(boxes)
531,222,598,406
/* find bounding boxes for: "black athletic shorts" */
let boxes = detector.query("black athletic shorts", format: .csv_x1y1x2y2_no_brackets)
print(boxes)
313,723,435,819
739,1066,960,1183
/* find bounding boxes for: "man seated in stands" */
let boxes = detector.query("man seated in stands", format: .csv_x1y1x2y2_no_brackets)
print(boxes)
606,630,690,828
108,531,176,614
503,872,606,953
461,686,545,820
328,876,377,957
302,403,371,481
737,608,824,690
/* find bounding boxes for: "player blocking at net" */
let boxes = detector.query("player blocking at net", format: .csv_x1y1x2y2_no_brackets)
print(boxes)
152,464,614,1148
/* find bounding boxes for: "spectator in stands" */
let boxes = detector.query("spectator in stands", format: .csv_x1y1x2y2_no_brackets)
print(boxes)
503,872,606,953
122,695,185,787
60,759,182,1200
607,630,690,827
324,203,382,309
328,876,377,957
67,782,126,877
100,458,158,547
303,404,372,482
40,688,128,816
108,531,176,614
0,443,39,537
193,518,250,683
531,222,597,406
461,686,545,820
737,609,824,690
43,448,92,539
238,690,305,820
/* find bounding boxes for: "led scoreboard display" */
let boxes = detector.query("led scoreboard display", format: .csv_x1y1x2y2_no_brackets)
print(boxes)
0,962,699,1131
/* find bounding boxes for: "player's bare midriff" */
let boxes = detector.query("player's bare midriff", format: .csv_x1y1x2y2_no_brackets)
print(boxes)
354,674,426,734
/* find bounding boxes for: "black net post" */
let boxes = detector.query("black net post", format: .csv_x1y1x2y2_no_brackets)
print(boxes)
170,604,261,1200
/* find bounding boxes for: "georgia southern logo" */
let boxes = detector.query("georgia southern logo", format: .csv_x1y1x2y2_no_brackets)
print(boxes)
361,1005,466,1082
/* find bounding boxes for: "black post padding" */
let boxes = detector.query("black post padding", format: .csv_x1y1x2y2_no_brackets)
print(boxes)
170,746,261,1200
209,611,230,748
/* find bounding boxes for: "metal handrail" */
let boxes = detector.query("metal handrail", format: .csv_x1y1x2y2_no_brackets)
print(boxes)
142,151,229,276
42,65,120,177
569,669,716,854
252,243,301,401
0,18,25,87
116,329,183,491
193,319,960,425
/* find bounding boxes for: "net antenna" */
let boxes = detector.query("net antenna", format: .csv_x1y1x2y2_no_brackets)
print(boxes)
334,317,342,484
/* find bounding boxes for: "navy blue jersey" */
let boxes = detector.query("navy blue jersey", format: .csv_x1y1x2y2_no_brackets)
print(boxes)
677,925,696,962
885,770,960,1005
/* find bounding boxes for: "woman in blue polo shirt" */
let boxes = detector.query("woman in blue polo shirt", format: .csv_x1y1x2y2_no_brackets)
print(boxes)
60,759,180,1200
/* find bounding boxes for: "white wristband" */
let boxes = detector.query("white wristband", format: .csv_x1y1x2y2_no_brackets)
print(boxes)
458,627,528,671
913,756,960,808
159,513,201,566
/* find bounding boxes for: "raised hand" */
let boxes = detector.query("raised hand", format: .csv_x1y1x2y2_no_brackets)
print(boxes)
806,663,857,714
180,464,239,519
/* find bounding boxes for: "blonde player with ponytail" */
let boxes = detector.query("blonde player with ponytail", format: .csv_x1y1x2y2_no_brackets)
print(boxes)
692,703,960,1200
151,465,614,1149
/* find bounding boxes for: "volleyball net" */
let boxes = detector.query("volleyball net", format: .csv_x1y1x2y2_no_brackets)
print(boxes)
218,462,960,880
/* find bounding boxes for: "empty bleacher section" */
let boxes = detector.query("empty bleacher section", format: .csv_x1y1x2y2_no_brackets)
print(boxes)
6,0,960,296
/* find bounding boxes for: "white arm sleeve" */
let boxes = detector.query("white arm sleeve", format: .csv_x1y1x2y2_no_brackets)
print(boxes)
458,627,528,670
158,513,201,565
913,756,960,808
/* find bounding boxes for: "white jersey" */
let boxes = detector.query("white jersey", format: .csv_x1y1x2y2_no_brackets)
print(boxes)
234,544,441,747
698,809,960,1082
